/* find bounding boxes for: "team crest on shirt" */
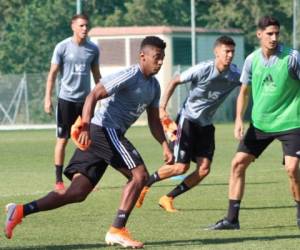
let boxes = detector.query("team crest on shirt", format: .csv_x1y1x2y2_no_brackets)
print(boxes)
68,53,75,59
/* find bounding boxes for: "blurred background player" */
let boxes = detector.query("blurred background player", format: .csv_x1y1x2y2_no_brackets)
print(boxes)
44,14,101,190
5,36,172,249
210,16,300,230
136,36,241,212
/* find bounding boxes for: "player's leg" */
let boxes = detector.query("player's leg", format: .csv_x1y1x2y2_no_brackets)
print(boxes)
4,173,94,239
159,124,215,212
280,130,300,228
210,124,272,230
54,98,81,190
104,128,145,248
136,117,193,209
54,137,68,190
4,128,107,239
284,156,300,228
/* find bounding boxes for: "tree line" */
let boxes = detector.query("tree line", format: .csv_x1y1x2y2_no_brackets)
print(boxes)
0,0,294,74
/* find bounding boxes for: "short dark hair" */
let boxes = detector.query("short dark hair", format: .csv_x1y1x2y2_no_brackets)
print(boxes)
71,14,89,24
140,36,166,50
258,16,280,30
214,35,236,48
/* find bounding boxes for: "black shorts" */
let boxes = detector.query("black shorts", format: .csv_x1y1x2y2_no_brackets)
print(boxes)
238,123,300,158
64,124,145,186
56,98,84,138
172,116,215,163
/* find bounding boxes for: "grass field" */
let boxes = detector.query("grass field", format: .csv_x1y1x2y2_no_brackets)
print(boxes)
1,124,300,249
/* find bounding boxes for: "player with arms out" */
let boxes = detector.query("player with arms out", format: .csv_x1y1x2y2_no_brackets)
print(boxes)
4,36,172,249
136,36,241,212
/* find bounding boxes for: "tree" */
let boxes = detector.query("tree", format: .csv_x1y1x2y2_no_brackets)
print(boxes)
0,0,75,74
200,0,293,55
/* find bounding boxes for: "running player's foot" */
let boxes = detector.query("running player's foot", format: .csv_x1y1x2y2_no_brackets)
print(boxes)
105,226,144,248
4,203,24,239
55,181,65,191
135,187,150,208
208,218,240,230
158,195,178,212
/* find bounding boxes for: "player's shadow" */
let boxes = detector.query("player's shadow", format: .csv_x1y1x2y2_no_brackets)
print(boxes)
96,181,279,190
145,234,300,247
180,204,295,212
0,243,107,250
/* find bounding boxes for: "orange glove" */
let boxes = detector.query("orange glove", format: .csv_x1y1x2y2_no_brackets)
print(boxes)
161,117,178,142
71,116,91,151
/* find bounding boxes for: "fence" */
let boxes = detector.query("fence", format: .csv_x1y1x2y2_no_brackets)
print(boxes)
0,72,55,126
0,69,240,128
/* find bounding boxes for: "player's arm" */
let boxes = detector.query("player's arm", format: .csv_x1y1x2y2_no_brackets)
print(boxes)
234,84,251,140
159,75,181,118
44,64,60,115
77,83,108,145
147,107,173,164
91,64,101,84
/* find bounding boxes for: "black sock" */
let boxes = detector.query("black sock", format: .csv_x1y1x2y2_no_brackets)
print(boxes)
167,181,190,198
296,200,300,219
23,201,39,217
55,165,63,183
227,199,241,223
146,171,161,187
112,209,129,228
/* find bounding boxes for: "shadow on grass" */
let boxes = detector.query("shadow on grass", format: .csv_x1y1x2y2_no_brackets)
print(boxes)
145,234,300,247
0,243,107,250
98,181,279,190
243,205,295,210
2,234,300,249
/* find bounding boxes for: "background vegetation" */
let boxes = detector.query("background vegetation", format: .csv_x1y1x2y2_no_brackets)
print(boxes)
0,0,295,74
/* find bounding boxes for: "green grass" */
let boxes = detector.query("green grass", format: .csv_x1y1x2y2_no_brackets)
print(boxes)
1,124,300,249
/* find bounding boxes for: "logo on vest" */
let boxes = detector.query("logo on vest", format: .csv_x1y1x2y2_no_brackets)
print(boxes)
262,74,276,92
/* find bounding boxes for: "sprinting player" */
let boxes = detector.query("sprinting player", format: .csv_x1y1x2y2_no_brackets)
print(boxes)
5,36,172,249
136,36,241,212
44,14,101,190
210,16,300,230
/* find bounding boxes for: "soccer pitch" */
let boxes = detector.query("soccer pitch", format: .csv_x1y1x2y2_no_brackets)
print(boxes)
1,124,300,249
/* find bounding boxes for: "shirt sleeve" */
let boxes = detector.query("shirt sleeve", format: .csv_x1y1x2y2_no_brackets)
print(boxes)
240,53,254,85
149,79,161,108
180,64,204,83
101,66,137,96
91,45,100,66
288,49,300,80
51,43,63,65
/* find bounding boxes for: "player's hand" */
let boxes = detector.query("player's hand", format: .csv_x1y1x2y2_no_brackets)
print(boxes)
77,130,90,147
234,118,244,140
162,143,174,164
44,97,53,115
71,116,91,151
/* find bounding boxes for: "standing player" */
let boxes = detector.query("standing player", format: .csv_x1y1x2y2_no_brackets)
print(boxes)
210,16,300,230
136,36,241,212
44,14,101,190
4,36,172,249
